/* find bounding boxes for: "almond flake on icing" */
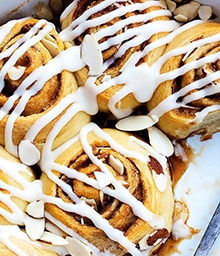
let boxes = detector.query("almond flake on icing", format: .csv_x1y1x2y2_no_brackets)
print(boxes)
26,199,44,219
148,126,174,157
65,236,93,256
81,34,103,76
94,171,112,188
109,154,124,175
18,140,41,166
24,215,45,240
7,65,26,80
115,115,157,131
152,171,168,192
39,231,68,245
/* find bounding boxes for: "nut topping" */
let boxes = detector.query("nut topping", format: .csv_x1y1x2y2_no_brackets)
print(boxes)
26,199,44,219
7,66,26,81
81,34,103,76
24,215,45,240
148,126,174,157
65,236,93,256
109,154,124,175
18,140,41,166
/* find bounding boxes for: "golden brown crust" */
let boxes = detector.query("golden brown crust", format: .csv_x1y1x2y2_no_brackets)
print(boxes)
147,22,220,139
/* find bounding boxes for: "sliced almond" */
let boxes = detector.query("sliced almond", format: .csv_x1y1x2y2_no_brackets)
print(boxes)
24,215,45,240
26,199,44,219
173,1,200,22
7,66,26,80
80,197,97,208
198,5,212,21
166,0,176,12
41,35,60,57
39,231,68,245
116,115,158,131
174,13,188,22
108,155,124,175
94,171,112,188
18,140,41,166
152,171,168,193
65,237,93,256
159,0,167,9
147,126,174,157
81,34,103,76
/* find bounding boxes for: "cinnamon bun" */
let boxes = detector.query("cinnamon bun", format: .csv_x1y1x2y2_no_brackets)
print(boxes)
60,0,179,118
146,21,220,139
41,123,174,256
0,17,90,154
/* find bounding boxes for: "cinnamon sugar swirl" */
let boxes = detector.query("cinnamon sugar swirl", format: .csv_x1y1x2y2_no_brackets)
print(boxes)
41,123,174,256
60,0,180,118
146,21,220,139
0,17,90,155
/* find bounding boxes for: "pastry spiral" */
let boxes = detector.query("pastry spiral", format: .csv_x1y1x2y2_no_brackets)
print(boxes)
0,17,90,153
41,123,174,256
60,0,179,118
146,21,220,139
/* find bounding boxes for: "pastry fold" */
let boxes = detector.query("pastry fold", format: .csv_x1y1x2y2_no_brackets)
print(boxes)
0,17,90,151
41,125,174,255
60,0,177,118
147,21,220,139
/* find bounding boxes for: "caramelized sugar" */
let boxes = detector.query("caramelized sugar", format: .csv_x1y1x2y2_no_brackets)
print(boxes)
169,139,194,187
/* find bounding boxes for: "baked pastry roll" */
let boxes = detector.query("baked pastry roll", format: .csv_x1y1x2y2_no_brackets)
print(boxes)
0,17,90,153
60,0,179,118
146,21,220,139
41,123,174,255
0,145,35,225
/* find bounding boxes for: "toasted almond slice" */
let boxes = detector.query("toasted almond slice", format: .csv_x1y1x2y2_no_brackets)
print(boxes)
24,215,45,240
81,34,103,76
166,0,176,12
65,237,93,256
94,171,112,188
18,140,41,166
39,231,68,245
147,126,174,157
173,1,200,22
116,115,157,131
26,200,44,219
109,155,124,175
7,66,26,80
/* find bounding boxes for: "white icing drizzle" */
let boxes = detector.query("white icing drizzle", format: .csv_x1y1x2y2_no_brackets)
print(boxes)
0,0,219,255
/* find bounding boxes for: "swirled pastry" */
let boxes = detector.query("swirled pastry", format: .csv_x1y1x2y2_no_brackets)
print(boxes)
146,21,220,139
0,17,90,154
41,123,174,256
60,0,179,118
